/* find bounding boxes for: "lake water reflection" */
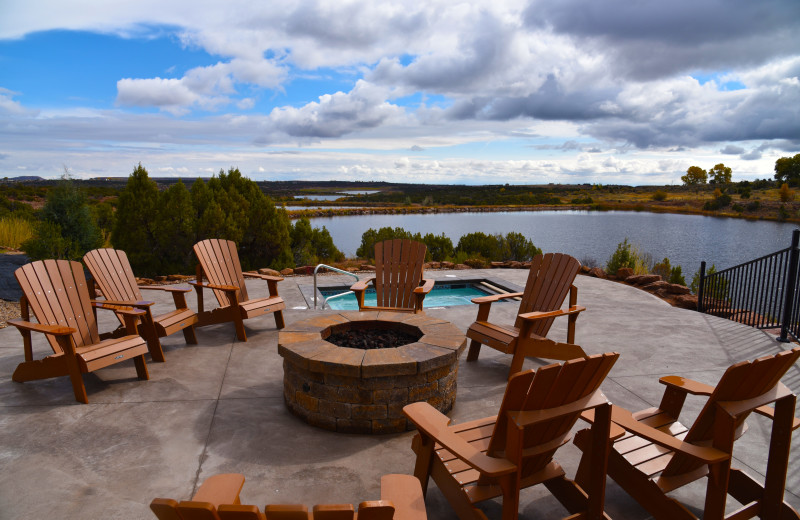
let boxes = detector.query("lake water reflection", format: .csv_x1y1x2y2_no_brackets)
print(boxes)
308,210,798,272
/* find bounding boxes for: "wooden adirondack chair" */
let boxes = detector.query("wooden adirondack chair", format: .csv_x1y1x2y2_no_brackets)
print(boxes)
192,239,286,341
466,253,586,378
404,352,619,520
350,239,433,313
574,347,800,520
9,259,150,404
150,473,427,520
84,248,198,362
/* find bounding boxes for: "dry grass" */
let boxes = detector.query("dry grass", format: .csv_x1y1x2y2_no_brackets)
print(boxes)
0,217,34,250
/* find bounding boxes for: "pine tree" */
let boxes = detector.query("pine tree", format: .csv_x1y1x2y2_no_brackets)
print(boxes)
111,163,160,275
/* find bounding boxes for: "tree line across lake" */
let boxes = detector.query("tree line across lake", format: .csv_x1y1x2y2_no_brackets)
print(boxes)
6,165,546,277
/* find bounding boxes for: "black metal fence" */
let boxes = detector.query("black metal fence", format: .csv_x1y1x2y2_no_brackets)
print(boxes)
698,229,800,342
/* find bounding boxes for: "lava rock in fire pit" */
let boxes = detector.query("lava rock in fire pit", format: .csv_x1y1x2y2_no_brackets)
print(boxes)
326,328,421,350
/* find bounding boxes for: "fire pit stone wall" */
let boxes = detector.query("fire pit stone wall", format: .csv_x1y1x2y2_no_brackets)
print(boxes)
279,311,466,434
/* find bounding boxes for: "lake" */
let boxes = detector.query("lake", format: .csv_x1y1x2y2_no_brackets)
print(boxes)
308,210,798,273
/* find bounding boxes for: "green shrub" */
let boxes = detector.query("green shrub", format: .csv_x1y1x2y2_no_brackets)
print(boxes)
731,203,744,213
421,232,453,262
746,200,761,212
500,232,541,261
456,232,500,260
668,265,686,286
652,257,672,279
606,238,651,275
291,218,344,266
651,190,668,201
356,227,419,259
22,176,103,261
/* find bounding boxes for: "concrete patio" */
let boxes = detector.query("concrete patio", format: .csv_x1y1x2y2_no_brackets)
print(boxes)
0,269,798,519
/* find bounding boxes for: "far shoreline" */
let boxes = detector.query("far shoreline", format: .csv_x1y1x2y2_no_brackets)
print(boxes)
286,201,800,224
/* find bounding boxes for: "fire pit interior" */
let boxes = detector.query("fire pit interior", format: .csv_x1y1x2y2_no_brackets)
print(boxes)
279,311,466,434
324,321,423,350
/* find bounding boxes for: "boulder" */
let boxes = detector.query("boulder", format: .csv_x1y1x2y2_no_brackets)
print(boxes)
490,261,506,268
615,267,634,281
642,280,669,292
425,262,441,269
258,268,281,277
588,267,607,279
293,266,314,275
674,294,698,309
441,261,455,269
626,274,661,285
280,268,294,276
167,274,193,281
666,283,691,295
508,261,523,269
360,264,376,271
455,263,471,270
136,277,156,285
580,265,591,274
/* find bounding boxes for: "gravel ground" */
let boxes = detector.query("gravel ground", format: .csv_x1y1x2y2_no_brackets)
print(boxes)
0,299,20,328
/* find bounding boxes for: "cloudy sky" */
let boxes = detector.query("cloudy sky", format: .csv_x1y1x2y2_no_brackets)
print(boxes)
0,0,798,185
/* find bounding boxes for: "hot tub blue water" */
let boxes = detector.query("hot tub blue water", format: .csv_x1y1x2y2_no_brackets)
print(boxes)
319,283,493,310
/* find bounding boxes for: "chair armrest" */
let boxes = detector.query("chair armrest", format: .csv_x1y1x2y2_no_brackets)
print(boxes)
243,272,284,282
189,281,239,292
92,302,147,317
8,319,76,336
471,292,524,304
413,278,435,294
91,298,154,308
404,402,517,477
658,375,714,396
754,403,800,431
610,406,729,463
518,305,586,321
139,285,192,293
351,277,375,292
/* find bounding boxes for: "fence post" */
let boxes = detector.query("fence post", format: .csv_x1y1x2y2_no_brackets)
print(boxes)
697,261,706,313
778,229,800,342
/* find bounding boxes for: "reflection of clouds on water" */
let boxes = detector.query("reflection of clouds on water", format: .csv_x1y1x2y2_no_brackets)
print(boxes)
309,210,796,271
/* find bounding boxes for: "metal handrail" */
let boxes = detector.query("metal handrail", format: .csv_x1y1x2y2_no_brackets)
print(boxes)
313,264,359,309
699,229,800,342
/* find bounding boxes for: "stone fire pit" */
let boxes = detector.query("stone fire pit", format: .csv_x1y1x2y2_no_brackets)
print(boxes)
278,311,466,434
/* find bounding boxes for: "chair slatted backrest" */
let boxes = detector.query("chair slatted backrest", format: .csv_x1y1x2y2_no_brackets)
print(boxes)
14,259,100,352
661,347,800,478
374,239,426,310
194,239,249,307
84,248,143,302
484,352,619,482
514,253,581,337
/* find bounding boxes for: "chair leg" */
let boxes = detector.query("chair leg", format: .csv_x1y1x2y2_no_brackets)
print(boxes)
274,310,285,330
133,355,149,380
66,360,88,404
182,325,198,345
140,313,165,362
466,339,482,361
508,349,526,379
233,314,247,341
58,337,88,404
